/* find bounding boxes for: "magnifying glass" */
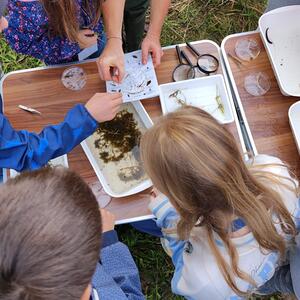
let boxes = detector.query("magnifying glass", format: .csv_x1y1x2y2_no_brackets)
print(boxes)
186,42,219,75
180,50,206,79
172,45,195,82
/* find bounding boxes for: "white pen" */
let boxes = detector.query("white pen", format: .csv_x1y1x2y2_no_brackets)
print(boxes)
18,105,42,115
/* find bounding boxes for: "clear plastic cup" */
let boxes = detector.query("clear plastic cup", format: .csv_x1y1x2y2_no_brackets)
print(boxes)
90,182,112,208
235,39,261,62
244,72,271,96
61,67,87,91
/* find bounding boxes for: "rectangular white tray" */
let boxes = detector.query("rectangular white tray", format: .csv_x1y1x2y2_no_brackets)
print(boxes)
259,5,300,96
158,75,234,124
9,154,69,178
81,101,153,198
289,101,300,155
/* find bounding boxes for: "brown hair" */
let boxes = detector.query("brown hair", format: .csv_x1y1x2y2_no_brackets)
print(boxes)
141,105,298,296
0,167,101,300
40,0,102,42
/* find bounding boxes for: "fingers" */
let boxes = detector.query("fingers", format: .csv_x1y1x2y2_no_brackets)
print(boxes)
107,92,122,100
118,65,125,83
101,64,113,81
152,47,163,67
111,95,123,108
142,44,149,65
97,61,105,81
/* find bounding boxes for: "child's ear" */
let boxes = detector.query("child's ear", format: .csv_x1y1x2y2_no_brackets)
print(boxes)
80,284,92,300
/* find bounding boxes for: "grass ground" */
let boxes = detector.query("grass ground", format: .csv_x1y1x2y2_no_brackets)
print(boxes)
0,1,288,299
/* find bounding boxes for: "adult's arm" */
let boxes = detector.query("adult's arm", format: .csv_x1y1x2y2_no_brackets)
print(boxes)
0,104,97,171
92,230,145,300
97,0,125,83
141,0,171,66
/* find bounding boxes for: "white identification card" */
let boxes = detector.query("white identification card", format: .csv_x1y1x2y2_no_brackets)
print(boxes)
78,43,98,61
106,50,159,103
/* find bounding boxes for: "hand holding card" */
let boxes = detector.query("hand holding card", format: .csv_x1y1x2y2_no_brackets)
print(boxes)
106,50,159,103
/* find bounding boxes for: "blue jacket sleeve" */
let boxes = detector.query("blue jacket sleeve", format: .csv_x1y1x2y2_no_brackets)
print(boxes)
92,230,145,300
0,104,97,171
149,194,186,266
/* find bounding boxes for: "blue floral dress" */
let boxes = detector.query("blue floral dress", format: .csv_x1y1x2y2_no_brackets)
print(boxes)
3,0,106,65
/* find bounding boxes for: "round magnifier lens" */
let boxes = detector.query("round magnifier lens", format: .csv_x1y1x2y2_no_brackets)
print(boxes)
173,64,195,82
235,39,261,62
61,67,87,91
192,66,206,78
198,55,219,73
244,72,271,96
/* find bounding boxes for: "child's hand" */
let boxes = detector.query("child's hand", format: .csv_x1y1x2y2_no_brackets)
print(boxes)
85,92,122,123
0,17,8,33
150,187,168,205
150,187,159,198
77,29,98,49
100,209,115,232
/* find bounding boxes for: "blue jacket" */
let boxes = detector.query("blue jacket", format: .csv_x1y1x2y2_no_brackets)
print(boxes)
92,230,145,300
0,103,97,171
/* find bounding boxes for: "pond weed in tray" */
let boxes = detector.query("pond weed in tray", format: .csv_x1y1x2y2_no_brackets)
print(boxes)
81,102,153,198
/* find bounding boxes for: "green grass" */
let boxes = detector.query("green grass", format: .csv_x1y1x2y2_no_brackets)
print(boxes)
0,1,287,299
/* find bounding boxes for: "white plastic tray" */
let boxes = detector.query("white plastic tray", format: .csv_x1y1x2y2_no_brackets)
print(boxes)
221,31,263,156
9,154,69,178
289,101,300,155
81,101,153,198
159,75,234,124
259,6,300,96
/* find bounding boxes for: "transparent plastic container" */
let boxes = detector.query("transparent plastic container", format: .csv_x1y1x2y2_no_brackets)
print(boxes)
244,72,271,96
235,39,261,62
61,67,87,91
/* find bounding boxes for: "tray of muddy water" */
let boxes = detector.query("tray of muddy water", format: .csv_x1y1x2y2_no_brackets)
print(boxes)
81,102,153,197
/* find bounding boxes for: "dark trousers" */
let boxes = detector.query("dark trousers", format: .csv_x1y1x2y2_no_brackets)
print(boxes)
265,0,300,12
131,219,163,238
123,0,150,52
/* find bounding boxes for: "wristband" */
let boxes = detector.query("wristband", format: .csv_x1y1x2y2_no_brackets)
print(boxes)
107,36,122,42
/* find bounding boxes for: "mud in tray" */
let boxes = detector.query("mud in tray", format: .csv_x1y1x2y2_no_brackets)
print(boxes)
81,102,153,198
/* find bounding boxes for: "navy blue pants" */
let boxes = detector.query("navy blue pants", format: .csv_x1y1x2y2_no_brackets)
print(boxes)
131,219,163,238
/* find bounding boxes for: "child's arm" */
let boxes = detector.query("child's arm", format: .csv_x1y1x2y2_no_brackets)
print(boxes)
0,93,122,171
92,210,145,300
0,104,96,171
3,1,81,64
96,231,145,300
149,193,186,264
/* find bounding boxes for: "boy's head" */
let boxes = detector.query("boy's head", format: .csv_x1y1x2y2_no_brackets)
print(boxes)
0,167,101,300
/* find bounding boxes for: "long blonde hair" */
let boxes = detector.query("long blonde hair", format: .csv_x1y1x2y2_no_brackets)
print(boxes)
140,106,298,295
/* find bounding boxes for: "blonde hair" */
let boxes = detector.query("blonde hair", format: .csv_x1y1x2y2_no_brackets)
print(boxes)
140,106,298,296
